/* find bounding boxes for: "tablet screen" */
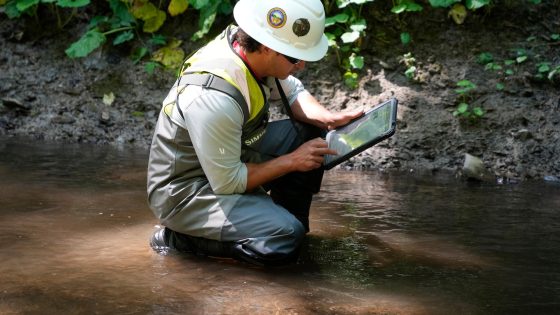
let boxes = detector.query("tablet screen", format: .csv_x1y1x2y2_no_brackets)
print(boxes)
324,98,398,169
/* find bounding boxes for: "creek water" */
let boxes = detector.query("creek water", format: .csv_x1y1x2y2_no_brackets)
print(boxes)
0,137,559,315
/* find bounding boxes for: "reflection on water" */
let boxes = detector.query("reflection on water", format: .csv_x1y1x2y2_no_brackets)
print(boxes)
1,137,559,314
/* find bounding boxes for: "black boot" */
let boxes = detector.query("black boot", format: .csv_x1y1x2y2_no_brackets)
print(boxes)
150,226,299,266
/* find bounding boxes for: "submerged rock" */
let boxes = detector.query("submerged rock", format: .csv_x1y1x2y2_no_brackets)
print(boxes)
544,175,560,183
462,153,494,182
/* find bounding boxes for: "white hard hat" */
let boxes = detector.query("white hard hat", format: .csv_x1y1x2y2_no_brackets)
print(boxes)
233,0,329,62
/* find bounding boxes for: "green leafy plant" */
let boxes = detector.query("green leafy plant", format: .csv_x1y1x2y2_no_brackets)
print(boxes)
391,0,423,14
3,0,90,28
453,80,483,121
1,0,233,73
400,32,411,45
535,62,560,82
65,0,136,58
400,52,417,80
324,0,374,89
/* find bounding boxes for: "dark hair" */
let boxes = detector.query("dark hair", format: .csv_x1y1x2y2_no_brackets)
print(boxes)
234,28,262,53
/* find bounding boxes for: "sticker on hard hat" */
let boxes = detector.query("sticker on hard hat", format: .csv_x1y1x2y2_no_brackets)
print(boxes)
267,8,287,28
292,18,310,37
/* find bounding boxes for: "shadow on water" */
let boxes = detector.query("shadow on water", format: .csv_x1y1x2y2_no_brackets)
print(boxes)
1,137,559,314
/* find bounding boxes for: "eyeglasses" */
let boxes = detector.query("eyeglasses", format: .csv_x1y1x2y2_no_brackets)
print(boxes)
280,53,301,65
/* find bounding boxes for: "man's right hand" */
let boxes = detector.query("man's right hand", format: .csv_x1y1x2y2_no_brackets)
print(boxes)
288,137,337,172
245,137,337,192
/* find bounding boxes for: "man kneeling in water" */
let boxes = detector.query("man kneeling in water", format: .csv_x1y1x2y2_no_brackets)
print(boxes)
146,0,363,266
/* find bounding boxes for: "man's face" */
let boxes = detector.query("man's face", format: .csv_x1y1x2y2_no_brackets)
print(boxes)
272,52,306,79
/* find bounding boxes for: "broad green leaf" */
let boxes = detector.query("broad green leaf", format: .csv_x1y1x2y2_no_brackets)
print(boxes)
496,83,505,90
190,0,209,10
400,32,411,45
5,1,22,18
391,4,407,14
406,3,423,11
477,52,493,65
472,107,484,117
449,3,467,24
16,0,39,12
143,9,166,33
457,79,476,88
56,0,90,8
429,0,460,8
457,103,469,113
349,54,364,69
341,31,360,43
132,1,158,20
516,55,527,63
455,80,476,94
343,71,358,89
350,19,367,32
168,0,188,16
465,0,489,10
65,28,106,58
191,0,220,41
152,41,185,69
537,63,550,73
144,61,160,74
484,63,501,71
325,13,349,27
404,66,416,79
109,0,135,26
113,31,134,45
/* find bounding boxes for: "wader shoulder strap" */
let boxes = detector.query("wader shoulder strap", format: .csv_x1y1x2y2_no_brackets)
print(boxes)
176,73,249,124
275,78,303,142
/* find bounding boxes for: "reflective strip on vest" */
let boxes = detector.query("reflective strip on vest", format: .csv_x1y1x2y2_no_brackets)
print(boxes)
180,26,265,123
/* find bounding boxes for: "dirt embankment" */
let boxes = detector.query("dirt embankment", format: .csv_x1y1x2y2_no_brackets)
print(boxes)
1,1,559,181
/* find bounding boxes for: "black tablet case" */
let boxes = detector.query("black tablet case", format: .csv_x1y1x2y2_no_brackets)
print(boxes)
323,98,398,170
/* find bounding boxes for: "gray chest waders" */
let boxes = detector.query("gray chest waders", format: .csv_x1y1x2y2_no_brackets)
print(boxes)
167,73,302,266
260,79,325,232
166,73,323,264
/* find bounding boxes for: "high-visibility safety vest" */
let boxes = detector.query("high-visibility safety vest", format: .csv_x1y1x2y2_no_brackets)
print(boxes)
165,25,270,150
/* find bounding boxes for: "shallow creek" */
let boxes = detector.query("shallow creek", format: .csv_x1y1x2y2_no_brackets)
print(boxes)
1,138,559,314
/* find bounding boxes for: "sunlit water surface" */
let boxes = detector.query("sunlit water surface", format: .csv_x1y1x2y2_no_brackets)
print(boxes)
1,138,559,315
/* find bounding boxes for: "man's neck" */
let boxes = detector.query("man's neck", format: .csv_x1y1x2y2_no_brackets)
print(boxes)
233,42,266,81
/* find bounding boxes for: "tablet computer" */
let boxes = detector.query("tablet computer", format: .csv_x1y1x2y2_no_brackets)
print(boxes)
324,98,398,170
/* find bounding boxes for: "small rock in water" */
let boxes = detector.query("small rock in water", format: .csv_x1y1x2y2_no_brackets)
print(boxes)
462,153,494,182
544,175,560,183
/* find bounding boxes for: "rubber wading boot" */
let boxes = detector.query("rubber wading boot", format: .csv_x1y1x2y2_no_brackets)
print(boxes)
150,226,299,266
149,226,171,254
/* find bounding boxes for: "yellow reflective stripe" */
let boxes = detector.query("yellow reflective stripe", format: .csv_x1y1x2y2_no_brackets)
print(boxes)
245,69,264,123
180,27,266,123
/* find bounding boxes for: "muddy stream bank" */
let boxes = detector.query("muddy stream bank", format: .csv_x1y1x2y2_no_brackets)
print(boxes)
0,2,559,181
